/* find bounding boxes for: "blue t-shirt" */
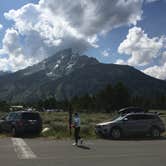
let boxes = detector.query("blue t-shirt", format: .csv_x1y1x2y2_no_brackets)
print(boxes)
74,116,80,127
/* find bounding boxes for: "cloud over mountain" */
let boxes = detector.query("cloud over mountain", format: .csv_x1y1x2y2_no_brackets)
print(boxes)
118,26,165,66
143,51,166,79
117,26,166,79
0,0,144,71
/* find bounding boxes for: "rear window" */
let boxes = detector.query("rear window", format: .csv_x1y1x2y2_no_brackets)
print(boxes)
127,114,157,120
22,113,40,120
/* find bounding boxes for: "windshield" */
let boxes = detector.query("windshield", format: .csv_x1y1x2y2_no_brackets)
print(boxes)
111,115,124,122
22,113,40,120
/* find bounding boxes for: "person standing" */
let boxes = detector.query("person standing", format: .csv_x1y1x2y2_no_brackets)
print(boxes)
72,112,83,146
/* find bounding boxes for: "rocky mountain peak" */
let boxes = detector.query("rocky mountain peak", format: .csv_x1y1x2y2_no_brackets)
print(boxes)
21,48,99,79
0,48,166,103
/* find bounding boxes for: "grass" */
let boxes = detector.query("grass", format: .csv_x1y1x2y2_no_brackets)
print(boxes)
40,110,166,139
40,112,115,139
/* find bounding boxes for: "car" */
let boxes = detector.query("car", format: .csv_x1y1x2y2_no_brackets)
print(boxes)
95,109,165,139
0,111,42,137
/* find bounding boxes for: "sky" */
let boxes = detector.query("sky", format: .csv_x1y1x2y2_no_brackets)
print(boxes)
0,0,166,79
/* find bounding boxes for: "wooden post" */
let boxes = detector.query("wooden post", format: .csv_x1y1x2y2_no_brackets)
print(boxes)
68,104,73,136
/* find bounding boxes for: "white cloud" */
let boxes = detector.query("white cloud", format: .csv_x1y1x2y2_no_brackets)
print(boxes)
143,51,166,79
0,0,144,71
115,59,126,65
101,49,111,57
161,51,166,64
145,0,159,3
0,24,3,30
117,26,166,79
143,64,166,80
39,0,143,35
118,26,165,66
0,28,37,71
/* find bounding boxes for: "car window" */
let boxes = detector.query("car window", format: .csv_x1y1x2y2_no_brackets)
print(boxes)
111,116,123,121
127,115,145,120
127,114,157,120
14,113,21,120
7,113,17,121
22,113,40,120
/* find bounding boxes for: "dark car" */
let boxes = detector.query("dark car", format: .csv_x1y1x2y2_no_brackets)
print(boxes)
0,111,42,137
95,111,165,139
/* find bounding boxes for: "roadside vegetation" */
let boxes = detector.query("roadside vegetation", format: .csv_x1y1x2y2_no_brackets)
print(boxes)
41,112,116,139
41,110,166,139
0,110,166,139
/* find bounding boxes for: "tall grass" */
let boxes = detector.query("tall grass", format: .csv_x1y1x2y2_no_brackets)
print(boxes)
41,110,166,139
0,110,166,139
40,112,115,139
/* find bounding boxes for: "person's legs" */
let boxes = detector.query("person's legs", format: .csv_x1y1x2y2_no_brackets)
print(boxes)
74,128,77,144
73,128,77,146
75,127,80,145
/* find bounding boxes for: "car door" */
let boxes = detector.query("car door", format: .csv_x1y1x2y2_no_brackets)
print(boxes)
2,113,16,132
123,114,147,135
122,115,138,135
0,114,9,131
136,115,150,133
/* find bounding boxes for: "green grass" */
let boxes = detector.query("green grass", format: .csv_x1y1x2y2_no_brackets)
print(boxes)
40,110,166,139
40,112,115,139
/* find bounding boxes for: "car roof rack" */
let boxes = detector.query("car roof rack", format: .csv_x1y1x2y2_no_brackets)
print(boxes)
118,107,146,115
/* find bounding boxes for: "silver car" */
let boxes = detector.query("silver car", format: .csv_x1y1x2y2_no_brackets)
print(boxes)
95,112,165,139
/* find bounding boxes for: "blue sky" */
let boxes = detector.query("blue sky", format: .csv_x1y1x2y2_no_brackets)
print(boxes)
88,0,166,63
0,0,166,79
0,0,37,40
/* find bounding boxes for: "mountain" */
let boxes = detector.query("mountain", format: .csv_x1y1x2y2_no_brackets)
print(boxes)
0,71,11,76
0,48,166,103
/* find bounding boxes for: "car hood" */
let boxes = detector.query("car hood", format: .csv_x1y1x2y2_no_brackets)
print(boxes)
96,121,115,126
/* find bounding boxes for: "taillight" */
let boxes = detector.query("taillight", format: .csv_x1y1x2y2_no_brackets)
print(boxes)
17,120,24,127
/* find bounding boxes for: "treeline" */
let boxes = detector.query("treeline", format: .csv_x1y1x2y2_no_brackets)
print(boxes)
35,82,166,112
0,101,10,112
1,82,166,112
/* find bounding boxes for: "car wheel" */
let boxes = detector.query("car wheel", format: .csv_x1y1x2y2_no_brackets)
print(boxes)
151,127,160,138
36,130,42,136
11,127,17,137
110,127,122,139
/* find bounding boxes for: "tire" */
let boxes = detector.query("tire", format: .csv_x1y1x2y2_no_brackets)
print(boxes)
110,127,122,139
11,127,17,137
36,130,42,136
151,127,160,139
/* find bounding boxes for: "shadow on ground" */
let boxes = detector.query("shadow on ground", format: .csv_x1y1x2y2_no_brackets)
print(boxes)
77,145,91,150
21,133,41,139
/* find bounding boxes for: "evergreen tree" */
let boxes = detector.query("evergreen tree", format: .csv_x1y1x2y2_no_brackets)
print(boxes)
112,82,130,110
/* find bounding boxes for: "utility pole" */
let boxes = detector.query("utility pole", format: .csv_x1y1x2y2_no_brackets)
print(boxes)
68,103,73,136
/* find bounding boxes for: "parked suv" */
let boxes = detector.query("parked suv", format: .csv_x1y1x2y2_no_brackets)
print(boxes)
95,111,165,139
0,111,42,136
